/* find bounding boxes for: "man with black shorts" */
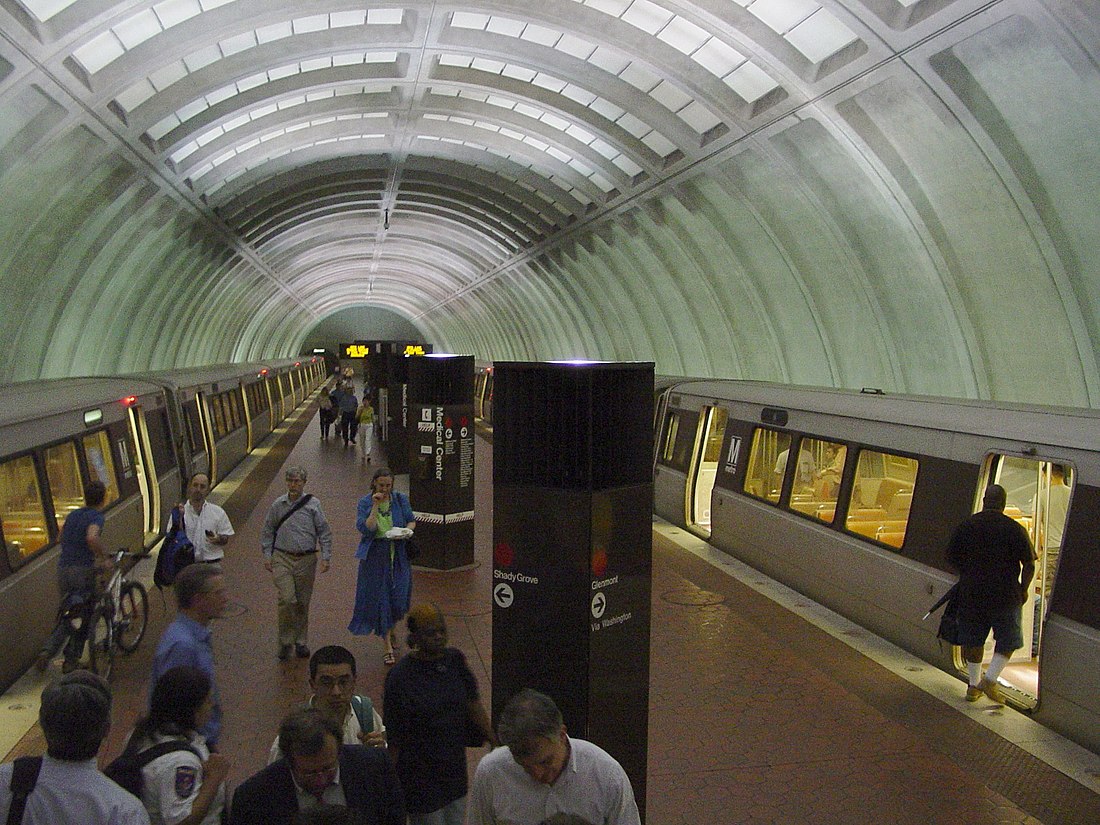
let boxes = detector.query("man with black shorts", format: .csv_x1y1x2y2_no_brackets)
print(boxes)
946,484,1036,703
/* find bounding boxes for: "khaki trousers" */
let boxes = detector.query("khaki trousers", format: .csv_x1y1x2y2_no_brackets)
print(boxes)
272,550,318,646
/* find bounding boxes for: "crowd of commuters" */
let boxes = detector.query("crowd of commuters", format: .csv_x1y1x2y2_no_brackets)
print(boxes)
2,369,643,825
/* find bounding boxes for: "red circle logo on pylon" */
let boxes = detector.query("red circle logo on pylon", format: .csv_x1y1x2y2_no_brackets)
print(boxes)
591,547,608,578
494,542,514,568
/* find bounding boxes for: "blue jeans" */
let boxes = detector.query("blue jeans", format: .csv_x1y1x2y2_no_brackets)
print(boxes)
409,796,466,825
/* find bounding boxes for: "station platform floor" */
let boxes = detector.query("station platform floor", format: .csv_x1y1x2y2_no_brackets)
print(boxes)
3,391,1100,824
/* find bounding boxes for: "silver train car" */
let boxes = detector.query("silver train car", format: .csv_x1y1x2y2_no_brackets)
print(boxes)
0,358,325,690
652,379,1100,755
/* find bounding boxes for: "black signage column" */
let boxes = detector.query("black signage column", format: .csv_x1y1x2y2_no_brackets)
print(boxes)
408,355,475,570
383,352,410,474
491,361,653,820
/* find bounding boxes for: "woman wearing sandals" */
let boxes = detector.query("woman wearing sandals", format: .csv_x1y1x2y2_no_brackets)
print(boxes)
349,467,416,665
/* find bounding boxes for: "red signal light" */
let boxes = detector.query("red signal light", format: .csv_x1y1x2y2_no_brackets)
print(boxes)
295,361,301,366
259,368,269,376
121,395,137,407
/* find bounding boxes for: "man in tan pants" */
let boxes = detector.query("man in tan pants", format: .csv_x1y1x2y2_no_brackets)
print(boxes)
261,466,333,660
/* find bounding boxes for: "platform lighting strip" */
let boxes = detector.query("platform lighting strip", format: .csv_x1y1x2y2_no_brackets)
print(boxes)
448,13,723,136
71,5,404,76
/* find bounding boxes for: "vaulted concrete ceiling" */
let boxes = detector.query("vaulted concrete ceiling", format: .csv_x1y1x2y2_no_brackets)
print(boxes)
0,1,1097,405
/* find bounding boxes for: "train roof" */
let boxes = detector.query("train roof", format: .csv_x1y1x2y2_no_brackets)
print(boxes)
0,375,167,432
665,379,1100,453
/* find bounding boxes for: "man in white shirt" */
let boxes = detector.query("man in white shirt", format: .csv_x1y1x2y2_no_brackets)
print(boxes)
467,689,639,825
0,671,150,824
172,473,234,564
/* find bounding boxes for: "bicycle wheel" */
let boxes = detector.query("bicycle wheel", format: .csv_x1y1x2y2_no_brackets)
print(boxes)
115,581,149,653
87,607,114,681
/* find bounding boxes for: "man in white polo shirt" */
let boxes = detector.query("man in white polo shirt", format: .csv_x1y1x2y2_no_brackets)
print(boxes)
173,473,234,564
467,689,639,825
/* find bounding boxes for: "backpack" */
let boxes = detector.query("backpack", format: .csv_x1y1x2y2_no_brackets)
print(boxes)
153,506,195,589
104,739,202,798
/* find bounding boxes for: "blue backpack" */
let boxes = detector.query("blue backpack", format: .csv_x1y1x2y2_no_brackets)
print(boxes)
153,506,195,589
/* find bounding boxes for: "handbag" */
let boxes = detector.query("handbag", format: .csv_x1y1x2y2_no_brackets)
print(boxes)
936,586,962,645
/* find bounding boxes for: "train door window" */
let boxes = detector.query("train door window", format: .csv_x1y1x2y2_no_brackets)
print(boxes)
789,438,846,524
1,454,50,566
211,395,227,438
144,407,174,478
82,431,120,507
688,406,728,533
847,450,917,548
184,400,203,452
44,441,84,531
744,428,789,504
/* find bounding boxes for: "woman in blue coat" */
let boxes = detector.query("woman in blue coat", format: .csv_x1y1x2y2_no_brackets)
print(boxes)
349,466,416,664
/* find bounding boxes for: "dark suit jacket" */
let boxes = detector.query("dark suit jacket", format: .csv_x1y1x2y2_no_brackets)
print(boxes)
229,744,404,825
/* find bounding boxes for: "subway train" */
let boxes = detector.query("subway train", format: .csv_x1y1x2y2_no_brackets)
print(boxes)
650,379,1100,755
0,358,325,690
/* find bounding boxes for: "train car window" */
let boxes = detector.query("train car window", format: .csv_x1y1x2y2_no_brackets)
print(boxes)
658,409,696,472
211,395,227,439
231,392,243,429
45,442,84,532
82,431,120,507
0,454,50,566
846,449,918,548
787,438,846,524
744,428,791,504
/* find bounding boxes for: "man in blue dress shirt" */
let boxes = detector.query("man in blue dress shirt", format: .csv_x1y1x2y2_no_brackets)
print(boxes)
150,563,228,746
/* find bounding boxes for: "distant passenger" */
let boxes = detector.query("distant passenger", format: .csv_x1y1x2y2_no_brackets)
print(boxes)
261,466,333,661
466,689,640,825
338,387,360,447
231,708,403,825
172,473,234,565
150,564,228,747
36,480,110,674
383,603,494,825
348,468,415,666
773,447,815,491
125,665,230,825
356,398,376,463
267,645,385,763
946,484,1036,703
318,388,335,441
0,671,151,824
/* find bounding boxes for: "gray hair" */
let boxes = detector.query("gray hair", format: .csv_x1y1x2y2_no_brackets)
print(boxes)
40,671,112,760
285,465,308,481
498,689,564,759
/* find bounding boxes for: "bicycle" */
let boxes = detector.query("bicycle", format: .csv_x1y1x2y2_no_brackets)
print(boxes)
84,549,151,680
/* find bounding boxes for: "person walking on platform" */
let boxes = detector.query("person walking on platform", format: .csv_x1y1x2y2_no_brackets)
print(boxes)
123,665,230,825
318,387,335,441
267,645,385,762
946,484,1036,703
262,466,333,661
151,565,228,748
383,604,494,825
467,689,640,825
173,473,234,565
337,386,359,447
0,671,151,825
356,396,375,463
348,467,415,665
36,480,111,673
231,708,404,825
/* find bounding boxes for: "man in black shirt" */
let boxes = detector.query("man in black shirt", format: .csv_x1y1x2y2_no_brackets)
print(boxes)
946,484,1036,703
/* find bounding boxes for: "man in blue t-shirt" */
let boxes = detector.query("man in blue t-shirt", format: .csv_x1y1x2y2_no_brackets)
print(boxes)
36,481,110,673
